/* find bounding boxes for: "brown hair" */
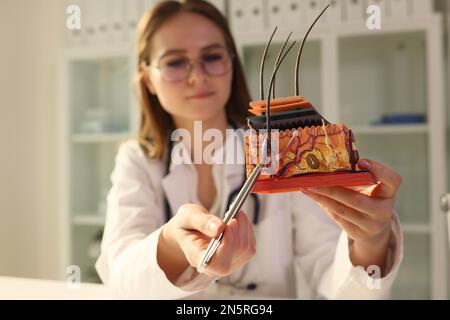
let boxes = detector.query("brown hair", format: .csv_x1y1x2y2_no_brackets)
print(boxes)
135,0,251,160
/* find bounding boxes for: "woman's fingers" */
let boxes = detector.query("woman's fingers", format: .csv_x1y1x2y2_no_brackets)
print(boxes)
235,212,252,253
204,219,238,277
176,203,224,238
304,191,391,236
303,192,366,238
305,186,394,220
230,212,256,268
357,159,402,199
204,212,256,277
328,210,365,239
177,230,211,267
175,204,256,277
304,191,365,223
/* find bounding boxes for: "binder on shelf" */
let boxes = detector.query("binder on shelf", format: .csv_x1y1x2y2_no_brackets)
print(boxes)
411,0,433,17
343,0,365,24
267,0,305,31
110,0,126,44
247,0,266,32
69,29,84,46
285,0,306,30
305,0,328,27
124,0,144,43
229,0,249,32
267,0,284,30
388,0,411,19
83,0,97,44
328,0,343,27
94,0,110,44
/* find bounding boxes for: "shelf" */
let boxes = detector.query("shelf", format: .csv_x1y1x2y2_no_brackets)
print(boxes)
234,15,441,46
72,214,106,226
339,30,428,127
72,132,131,143
351,124,428,135
70,143,116,215
69,57,131,136
235,31,325,47
356,133,429,225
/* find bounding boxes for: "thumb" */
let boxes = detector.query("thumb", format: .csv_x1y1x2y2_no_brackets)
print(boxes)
201,215,224,238
357,159,402,198
177,204,224,237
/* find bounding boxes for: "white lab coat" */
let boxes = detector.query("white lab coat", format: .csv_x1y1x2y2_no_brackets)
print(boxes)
95,136,404,300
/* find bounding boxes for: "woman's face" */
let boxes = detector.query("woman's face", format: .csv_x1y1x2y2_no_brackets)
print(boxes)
144,12,233,126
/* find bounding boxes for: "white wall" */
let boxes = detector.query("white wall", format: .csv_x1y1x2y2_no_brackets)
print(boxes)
0,0,65,280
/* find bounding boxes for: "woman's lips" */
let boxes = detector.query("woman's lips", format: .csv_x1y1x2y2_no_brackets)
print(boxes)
187,91,215,99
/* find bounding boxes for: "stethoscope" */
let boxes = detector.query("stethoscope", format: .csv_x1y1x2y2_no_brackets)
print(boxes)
162,124,261,225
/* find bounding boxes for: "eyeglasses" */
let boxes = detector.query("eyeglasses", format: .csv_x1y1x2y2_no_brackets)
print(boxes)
149,46,234,82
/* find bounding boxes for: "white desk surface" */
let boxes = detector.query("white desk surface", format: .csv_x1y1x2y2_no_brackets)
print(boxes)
0,276,109,300
0,276,285,300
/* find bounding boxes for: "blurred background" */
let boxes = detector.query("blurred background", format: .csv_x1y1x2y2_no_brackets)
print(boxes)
0,0,449,299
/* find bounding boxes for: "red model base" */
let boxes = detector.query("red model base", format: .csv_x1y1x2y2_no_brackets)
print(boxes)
252,171,377,194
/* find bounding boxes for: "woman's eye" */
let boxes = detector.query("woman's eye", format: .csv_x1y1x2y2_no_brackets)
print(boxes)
165,59,188,68
202,54,224,63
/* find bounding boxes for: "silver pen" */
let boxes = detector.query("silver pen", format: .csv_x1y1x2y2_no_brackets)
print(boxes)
197,140,268,274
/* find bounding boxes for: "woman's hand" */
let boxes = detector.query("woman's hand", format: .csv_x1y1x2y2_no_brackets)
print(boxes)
302,159,402,273
157,203,256,281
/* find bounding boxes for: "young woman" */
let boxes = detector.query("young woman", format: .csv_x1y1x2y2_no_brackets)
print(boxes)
96,0,403,299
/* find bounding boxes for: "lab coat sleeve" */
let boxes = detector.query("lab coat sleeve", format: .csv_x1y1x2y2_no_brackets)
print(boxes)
291,193,403,300
95,141,215,299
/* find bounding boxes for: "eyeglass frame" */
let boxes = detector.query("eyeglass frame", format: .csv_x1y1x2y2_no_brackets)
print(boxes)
144,45,236,82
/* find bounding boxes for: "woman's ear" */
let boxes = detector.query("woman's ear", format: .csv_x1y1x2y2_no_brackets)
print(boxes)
140,63,157,95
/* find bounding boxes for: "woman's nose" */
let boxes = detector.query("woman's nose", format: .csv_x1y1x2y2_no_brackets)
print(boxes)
187,61,208,85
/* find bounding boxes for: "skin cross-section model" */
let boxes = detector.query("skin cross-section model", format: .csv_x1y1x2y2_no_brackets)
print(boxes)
244,5,377,194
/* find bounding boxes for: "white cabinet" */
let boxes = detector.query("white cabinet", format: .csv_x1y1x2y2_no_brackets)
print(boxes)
60,48,137,283
236,6,448,299
62,0,150,283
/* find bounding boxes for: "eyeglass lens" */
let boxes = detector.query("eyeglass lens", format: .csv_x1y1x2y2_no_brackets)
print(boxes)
158,47,232,82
